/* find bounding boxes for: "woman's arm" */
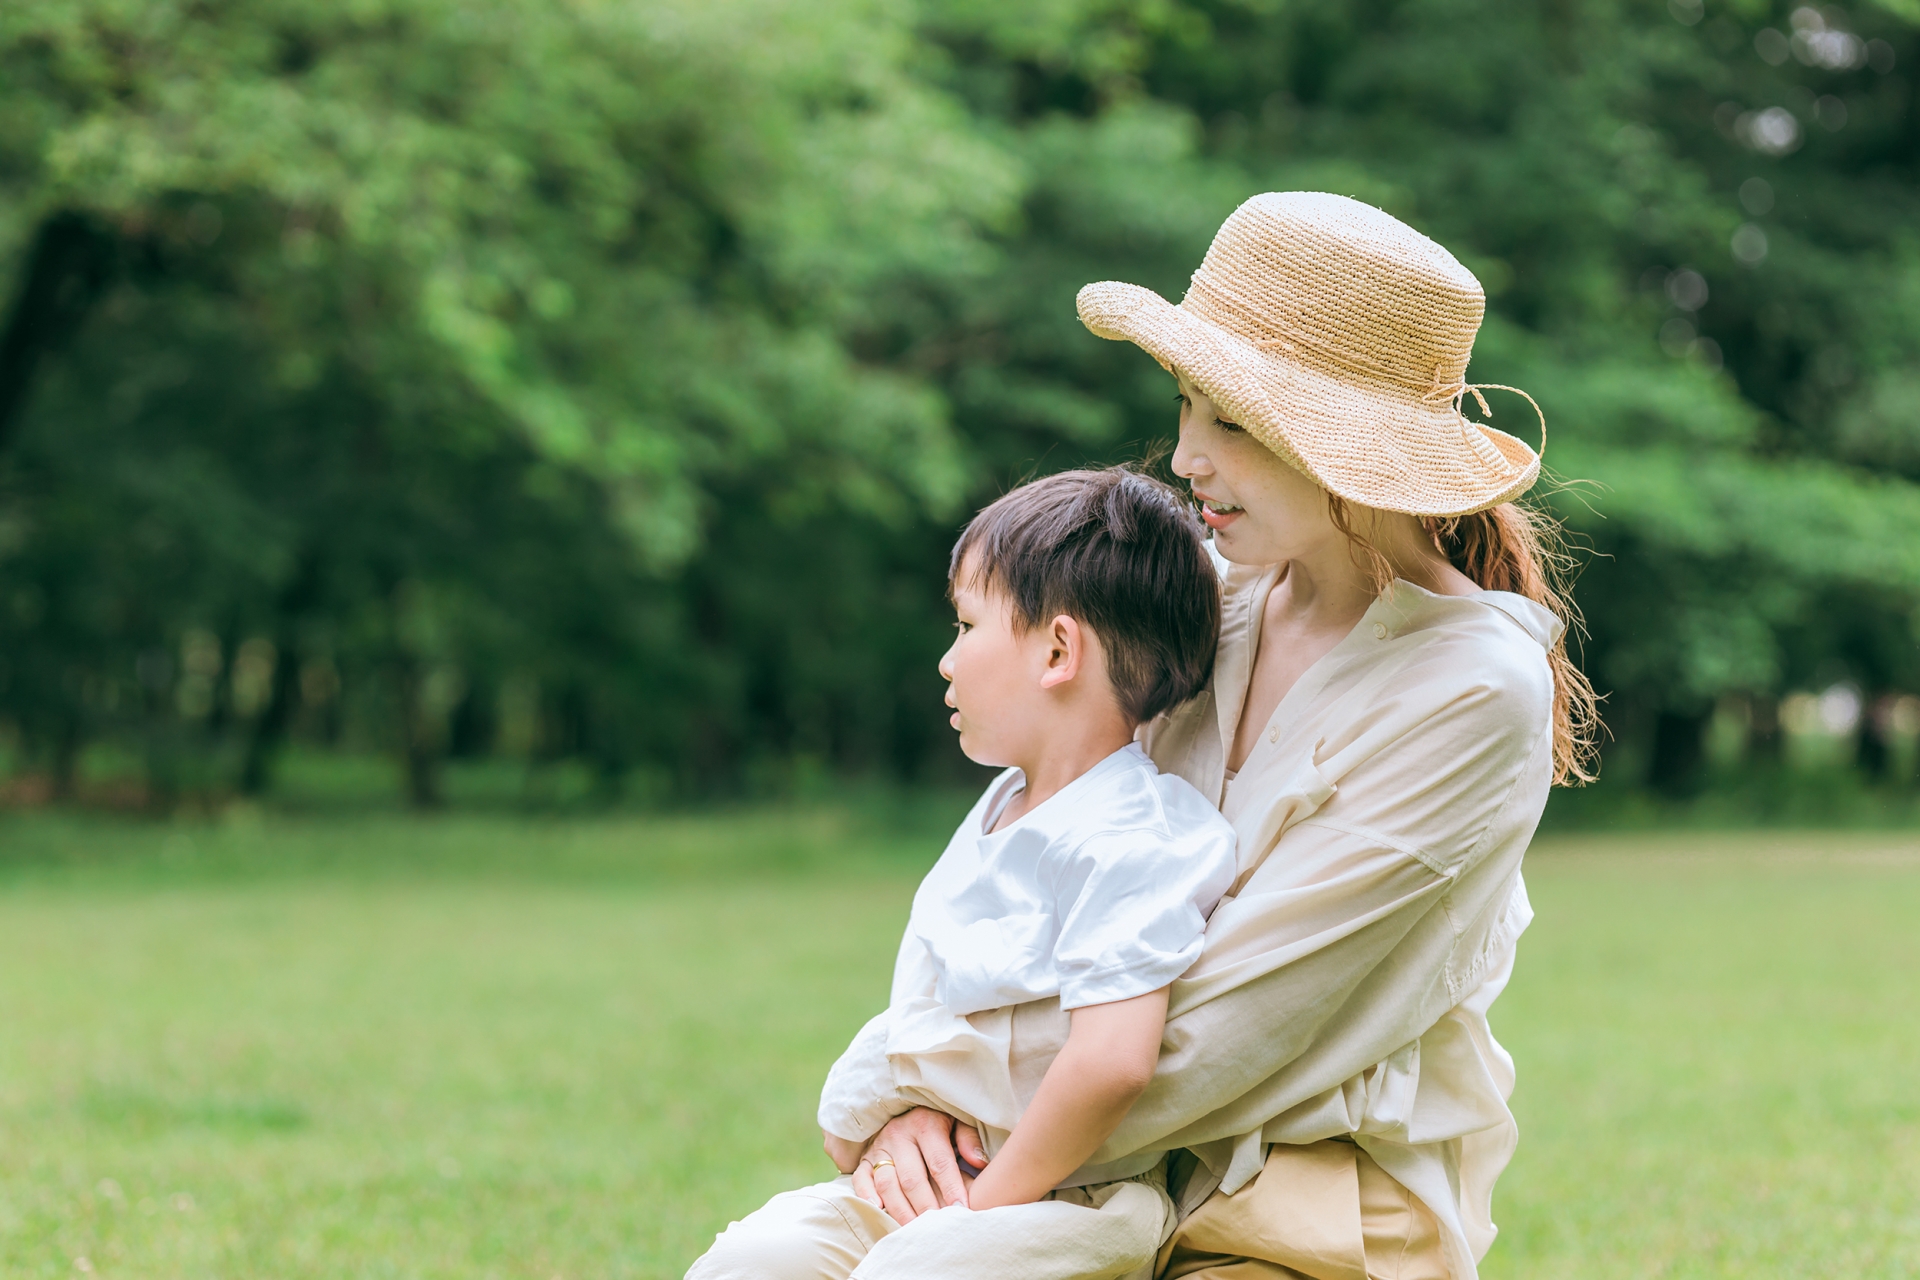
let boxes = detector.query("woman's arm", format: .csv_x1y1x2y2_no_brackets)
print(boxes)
966,987,1169,1210
1099,650,1553,1163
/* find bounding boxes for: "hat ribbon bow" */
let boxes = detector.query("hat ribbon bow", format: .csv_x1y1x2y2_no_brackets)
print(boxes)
1421,370,1547,462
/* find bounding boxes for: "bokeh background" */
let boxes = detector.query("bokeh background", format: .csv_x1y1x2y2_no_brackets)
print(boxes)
2,1,1918,1277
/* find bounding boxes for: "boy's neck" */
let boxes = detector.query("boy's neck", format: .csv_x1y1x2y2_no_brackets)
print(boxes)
994,721,1138,831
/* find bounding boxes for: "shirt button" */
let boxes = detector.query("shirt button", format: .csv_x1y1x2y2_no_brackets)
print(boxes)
1372,622,1388,639
1268,726,1279,743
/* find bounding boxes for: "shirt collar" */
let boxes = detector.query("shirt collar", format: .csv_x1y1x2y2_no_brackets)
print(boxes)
985,743,1151,838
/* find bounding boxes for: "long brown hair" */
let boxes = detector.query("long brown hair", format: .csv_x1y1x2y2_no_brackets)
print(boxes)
1327,494,1601,786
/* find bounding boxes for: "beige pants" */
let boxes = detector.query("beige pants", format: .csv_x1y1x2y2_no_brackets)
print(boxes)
1160,1141,1448,1280
685,1165,1176,1280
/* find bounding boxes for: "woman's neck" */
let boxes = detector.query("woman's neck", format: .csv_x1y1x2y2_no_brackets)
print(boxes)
1268,540,1377,633
1226,516,1474,773
1367,510,1482,598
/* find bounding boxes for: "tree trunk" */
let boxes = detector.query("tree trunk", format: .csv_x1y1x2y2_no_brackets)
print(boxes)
239,553,323,796
1648,708,1710,799
49,716,81,802
1856,690,1890,781
0,213,118,453
395,657,443,809
1747,695,1782,765
240,643,301,796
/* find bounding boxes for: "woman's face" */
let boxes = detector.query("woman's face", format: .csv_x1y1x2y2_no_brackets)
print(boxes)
1171,373,1340,566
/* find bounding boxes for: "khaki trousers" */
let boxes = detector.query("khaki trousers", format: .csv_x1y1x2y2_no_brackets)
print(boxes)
684,1165,1176,1280
1160,1142,1447,1280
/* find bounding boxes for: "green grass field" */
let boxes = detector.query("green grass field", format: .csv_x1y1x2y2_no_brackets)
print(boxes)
1,809,1916,1278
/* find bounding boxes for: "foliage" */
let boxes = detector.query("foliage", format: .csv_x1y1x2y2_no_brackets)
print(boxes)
0,0,1917,802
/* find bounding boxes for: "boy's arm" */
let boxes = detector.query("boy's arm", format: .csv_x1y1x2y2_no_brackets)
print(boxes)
964,986,1169,1210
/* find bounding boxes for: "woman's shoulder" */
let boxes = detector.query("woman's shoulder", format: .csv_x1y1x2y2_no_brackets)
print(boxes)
1372,585,1558,715
1383,583,1558,654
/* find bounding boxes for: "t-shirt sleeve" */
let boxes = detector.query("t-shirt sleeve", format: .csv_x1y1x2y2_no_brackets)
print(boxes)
1050,820,1238,1010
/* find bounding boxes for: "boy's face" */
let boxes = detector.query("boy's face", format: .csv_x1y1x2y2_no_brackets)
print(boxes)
939,557,1071,768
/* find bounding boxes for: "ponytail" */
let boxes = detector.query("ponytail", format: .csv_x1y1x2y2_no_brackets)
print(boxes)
1328,494,1601,786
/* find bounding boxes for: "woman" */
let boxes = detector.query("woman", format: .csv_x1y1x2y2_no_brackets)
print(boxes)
845,192,1597,1280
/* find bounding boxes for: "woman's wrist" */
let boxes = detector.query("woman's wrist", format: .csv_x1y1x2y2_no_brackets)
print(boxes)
822,1130,870,1174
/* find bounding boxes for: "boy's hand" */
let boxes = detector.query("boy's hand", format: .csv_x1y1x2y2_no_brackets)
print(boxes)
822,1130,869,1174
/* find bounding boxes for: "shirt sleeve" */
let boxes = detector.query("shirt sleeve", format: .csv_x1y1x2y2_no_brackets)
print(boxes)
1050,821,1239,1010
816,1007,913,1142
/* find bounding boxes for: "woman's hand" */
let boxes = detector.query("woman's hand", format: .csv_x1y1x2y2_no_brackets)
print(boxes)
850,1107,990,1224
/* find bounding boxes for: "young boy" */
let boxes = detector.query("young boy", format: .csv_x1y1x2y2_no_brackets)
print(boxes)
687,468,1235,1280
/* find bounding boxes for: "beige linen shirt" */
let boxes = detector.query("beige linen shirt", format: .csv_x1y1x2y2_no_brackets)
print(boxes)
885,557,1558,1280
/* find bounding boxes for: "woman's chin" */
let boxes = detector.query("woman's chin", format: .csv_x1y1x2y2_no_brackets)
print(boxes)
1209,526,1277,565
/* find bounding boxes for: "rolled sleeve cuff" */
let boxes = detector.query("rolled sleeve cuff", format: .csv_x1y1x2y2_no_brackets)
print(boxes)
816,1011,914,1142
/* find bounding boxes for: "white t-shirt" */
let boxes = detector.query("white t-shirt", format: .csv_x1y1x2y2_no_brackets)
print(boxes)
817,743,1238,1149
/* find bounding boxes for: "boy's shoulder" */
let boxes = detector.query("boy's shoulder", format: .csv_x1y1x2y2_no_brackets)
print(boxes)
1054,745,1234,848
948,746,1234,865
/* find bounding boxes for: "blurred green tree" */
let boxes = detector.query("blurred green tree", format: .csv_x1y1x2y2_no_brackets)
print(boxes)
909,0,1920,798
1,0,1916,807
0,0,1013,800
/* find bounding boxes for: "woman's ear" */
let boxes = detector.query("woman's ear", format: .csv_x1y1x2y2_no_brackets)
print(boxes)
1038,615,1083,690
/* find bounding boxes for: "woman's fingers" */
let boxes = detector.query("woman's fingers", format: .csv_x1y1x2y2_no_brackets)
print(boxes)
954,1123,989,1171
866,1108,951,1223
913,1127,971,1208
889,1140,942,1218
851,1159,879,1208
870,1159,920,1224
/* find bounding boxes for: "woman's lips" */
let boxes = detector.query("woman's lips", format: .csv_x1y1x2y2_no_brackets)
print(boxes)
1200,504,1243,531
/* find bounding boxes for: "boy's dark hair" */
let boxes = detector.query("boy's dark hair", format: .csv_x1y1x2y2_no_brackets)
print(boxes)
950,467,1220,724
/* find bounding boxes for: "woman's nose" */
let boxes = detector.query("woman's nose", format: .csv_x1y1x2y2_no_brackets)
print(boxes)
1172,420,1209,480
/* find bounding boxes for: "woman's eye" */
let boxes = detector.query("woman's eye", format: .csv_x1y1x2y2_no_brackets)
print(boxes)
1216,418,1244,433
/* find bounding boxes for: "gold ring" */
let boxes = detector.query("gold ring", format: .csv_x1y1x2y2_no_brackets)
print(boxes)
869,1153,896,1171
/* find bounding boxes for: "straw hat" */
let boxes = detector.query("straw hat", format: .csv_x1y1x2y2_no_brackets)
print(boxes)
1077,192,1543,517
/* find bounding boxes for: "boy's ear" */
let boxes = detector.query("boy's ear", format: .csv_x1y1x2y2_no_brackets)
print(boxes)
1038,615,1082,690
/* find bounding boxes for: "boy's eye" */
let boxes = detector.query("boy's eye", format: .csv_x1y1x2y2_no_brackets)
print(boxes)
954,621,972,634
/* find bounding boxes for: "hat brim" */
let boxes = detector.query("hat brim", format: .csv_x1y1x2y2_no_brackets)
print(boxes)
1078,281,1540,517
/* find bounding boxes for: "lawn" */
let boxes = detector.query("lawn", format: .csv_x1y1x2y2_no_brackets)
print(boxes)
0,809,1915,1279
